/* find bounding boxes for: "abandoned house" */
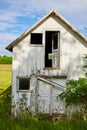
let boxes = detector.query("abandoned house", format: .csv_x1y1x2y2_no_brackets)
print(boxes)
6,10,87,116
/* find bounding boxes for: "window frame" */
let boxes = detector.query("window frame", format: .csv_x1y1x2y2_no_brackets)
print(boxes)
44,30,60,69
17,77,30,92
30,33,43,46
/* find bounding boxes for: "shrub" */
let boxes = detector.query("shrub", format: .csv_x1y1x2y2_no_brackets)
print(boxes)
60,78,87,106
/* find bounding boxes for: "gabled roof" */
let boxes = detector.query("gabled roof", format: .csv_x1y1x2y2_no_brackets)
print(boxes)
6,10,87,52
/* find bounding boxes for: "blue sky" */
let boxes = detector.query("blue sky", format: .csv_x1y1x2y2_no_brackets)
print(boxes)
0,0,87,55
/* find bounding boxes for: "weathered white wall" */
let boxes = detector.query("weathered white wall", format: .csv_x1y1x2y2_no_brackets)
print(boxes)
12,15,87,115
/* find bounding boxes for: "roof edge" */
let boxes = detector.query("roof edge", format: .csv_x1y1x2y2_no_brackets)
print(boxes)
6,10,87,52
6,10,55,52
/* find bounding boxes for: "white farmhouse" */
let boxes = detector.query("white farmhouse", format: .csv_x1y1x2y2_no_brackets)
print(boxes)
6,10,87,116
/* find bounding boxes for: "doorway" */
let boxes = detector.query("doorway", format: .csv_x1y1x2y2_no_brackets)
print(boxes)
45,31,60,68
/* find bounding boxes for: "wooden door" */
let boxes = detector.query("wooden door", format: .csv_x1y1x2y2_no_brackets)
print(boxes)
37,78,65,114
52,86,65,114
37,80,51,113
52,33,59,68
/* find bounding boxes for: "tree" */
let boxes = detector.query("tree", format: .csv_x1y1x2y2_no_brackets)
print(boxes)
0,55,12,64
83,54,87,77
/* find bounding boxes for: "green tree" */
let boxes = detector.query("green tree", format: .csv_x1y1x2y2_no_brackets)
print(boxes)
0,55,12,64
60,78,87,106
83,54,87,77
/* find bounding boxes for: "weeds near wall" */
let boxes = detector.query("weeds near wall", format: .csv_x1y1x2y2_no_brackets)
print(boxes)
18,94,32,119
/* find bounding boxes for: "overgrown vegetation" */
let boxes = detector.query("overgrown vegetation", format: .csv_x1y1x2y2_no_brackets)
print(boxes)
0,65,12,119
0,59,87,129
83,54,87,77
60,54,87,119
0,55,12,64
60,78,87,106
0,118,87,130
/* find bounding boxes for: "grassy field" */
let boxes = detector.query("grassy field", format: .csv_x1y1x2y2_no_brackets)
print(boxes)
0,64,87,130
0,64,12,71
0,64,12,93
0,64,12,120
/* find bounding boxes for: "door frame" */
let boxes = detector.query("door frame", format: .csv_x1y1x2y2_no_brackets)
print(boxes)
44,29,60,69
52,32,59,68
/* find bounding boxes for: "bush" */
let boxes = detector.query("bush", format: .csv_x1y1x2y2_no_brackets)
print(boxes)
60,78,87,106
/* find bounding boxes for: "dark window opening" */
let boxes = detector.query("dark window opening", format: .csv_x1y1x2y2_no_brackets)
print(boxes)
30,33,42,44
19,78,30,90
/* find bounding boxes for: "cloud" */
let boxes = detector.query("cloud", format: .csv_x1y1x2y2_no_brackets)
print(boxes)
7,0,87,14
0,22,14,31
0,33,17,45
1,0,87,25
0,0,86,29
0,33,18,55
0,0,87,55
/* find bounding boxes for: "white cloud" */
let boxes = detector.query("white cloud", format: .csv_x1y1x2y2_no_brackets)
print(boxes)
0,33,18,55
0,33,17,45
7,0,87,14
0,0,87,55
0,22,14,31
1,0,87,25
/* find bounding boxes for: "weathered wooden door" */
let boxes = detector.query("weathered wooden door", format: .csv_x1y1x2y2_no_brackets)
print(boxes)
52,86,65,114
37,80,51,113
52,33,59,67
37,78,65,114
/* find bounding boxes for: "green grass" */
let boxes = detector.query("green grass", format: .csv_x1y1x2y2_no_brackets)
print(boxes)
0,64,87,130
0,71,11,92
0,64,11,93
0,118,87,130
0,64,12,119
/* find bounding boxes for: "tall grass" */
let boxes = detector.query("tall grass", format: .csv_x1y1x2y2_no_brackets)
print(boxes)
0,64,11,93
0,65,11,119
0,64,87,130
0,118,87,130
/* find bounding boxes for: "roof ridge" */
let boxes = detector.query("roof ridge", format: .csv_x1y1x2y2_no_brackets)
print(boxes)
6,10,87,52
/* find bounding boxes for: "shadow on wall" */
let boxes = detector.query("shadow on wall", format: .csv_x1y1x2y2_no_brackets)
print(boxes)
13,42,44,76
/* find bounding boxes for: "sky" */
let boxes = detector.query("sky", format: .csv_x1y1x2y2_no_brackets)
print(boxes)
0,0,87,56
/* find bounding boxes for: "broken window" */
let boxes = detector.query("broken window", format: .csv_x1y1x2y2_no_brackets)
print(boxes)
19,78,30,90
30,33,42,45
